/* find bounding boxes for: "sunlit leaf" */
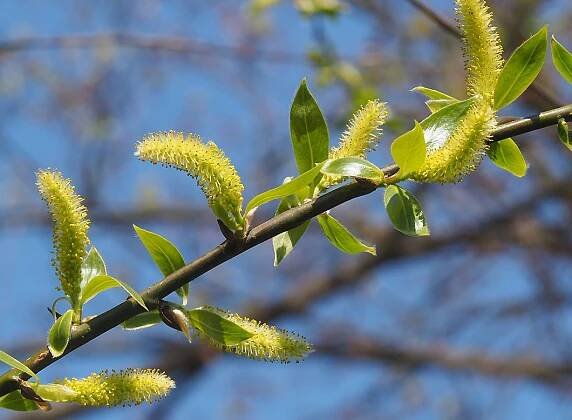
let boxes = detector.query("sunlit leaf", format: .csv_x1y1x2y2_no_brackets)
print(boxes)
551,36,572,84
557,118,571,151
390,122,426,177
0,391,38,412
383,185,430,237
47,309,74,358
121,310,162,331
420,98,474,153
487,138,528,177
80,275,148,310
317,213,376,255
80,247,106,290
320,157,384,182
0,351,38,382
273,193,310,266
187,308,253,346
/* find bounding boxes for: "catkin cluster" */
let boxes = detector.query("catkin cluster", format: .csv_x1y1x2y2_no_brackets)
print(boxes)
36,170,90,307
197,306,312,363
61,369,175,407
412,0,503,183
135,131,245,233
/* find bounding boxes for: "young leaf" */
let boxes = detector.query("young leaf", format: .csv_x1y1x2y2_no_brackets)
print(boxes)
187,308,254,346
494,26,548,109
290,79,329,174
121,310,162,331
80,247,106,289
487,138,528,177
320,157,384,182
80,275,148,310
0,350,38,382
551,36,572,84
0,391,39,411
273,194,310,266
426,99,459,113
47,309,74,358
420,98,474,152
557,118,571,151
390,122,426,177
317,213,376,255
411,86,457,101
383,185,430,237
35,384,77,402
245,161,325,213
133,225,188,305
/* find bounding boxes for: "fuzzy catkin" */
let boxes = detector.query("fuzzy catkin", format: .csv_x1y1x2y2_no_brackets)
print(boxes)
412,0,503,183
197,306,312,363
135,132,245,232
61,369,175,407
36,170,90,306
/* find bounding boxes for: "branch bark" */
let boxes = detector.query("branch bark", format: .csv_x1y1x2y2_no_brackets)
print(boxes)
0,105,570,397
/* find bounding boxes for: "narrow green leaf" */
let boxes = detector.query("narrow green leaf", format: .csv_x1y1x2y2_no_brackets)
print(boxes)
133,225,188,305
273,194,310,266
290,79,329,174
383,185,430,237
494,26,548,109
557,118,571,151
47,309,74,358
245,161,325,214
80,247,106,290
35,384,77,402
0,391,38,411
552,36,572,84
426,99,459,113
420,98,474,153
411,86,456,100
317,213,376,255
0,350,38,382
487,138,528,177
121,310,162,331
80,275,148,310
391,122,426,176
187,308,253,346
320,157,384,182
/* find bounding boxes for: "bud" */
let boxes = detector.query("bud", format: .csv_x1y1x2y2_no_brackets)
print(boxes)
60,369,175,407
135,132,245,233
36,170,90,309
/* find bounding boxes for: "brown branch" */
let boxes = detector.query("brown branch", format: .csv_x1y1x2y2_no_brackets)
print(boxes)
0,106,570,397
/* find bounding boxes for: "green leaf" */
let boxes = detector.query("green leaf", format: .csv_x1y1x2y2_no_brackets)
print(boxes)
245,161,325,214
383,185,430,237
426,99,459,113
390,122,426,176
494,26,548,109
290,79,329,174
47,309,74,358
187,308,253,346
411,86,456,101
317,213,376,255
133,225,188,305
320,157,384,182
420,98,474,152
487,138,528,177
121,310,162,331
35,384,77,402
0,391,38,411
273,194,310,266
0,350,38,382
552,36,572,84
80,275,148,310
80,247,107,290
557,118,571,151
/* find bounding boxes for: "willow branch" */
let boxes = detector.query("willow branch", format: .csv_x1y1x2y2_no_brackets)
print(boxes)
0,105,570,397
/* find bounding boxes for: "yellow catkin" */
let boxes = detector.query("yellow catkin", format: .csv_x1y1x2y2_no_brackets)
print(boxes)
329,99,389,160
135,131,245,232
198,306,312,363
36,170,90,307
413,0,503,183
61,369,175,407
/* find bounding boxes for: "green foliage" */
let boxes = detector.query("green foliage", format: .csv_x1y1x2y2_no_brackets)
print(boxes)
320,157,384,183
187,308,254,346
47,309,74,358
80,275,147,310
290,80,329,175
133,225,188,304
272,193,311,266
557,119,571,151
383,185,430,237
390,122,426,178
0,350,38,381
487,138,528,177
317,213,376,255
0,391,39,412
494,26,548,109
552,36,572,84
122,311,162,331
